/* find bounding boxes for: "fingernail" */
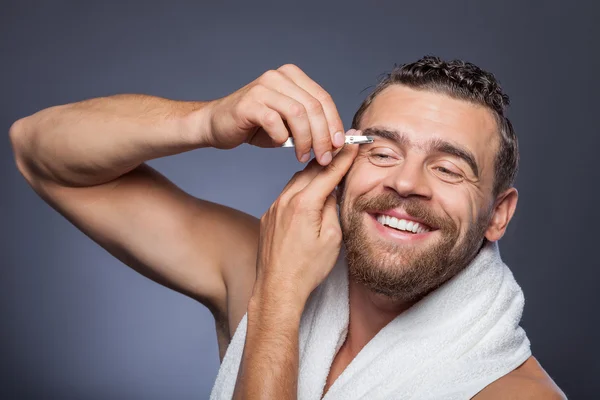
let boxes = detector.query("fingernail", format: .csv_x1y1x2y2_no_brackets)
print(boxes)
333,131,345,147
332,145,343,157
321,151,332,165
300,153,310,163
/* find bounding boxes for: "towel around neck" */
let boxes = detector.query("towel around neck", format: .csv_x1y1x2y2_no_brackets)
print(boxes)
211,240,531,400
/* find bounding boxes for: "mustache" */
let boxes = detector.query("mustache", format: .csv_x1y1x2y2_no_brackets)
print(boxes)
350,192,455,231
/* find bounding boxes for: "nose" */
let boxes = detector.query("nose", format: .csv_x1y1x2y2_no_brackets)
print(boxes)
382,157,433,199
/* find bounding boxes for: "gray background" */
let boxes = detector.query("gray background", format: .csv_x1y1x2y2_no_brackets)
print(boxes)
2,1,598,399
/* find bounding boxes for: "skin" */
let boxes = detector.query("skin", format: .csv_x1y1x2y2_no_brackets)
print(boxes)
324,86,565,398
9,64,565,399
341,84,503,321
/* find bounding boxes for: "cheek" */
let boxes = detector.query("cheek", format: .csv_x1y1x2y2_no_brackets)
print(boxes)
434,184,479,234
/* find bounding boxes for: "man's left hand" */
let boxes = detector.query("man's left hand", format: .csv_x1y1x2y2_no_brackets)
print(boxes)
252,132,360,308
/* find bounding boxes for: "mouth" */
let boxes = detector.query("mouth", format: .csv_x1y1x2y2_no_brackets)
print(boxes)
367,211,438,242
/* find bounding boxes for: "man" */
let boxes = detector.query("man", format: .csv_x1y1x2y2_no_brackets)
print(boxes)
9,56,565,399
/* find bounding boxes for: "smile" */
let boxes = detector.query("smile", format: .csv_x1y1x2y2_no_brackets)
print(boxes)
367,212,437,242
376,214,431,234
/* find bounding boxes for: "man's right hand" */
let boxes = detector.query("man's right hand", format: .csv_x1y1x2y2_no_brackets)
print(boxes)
202,64,346,166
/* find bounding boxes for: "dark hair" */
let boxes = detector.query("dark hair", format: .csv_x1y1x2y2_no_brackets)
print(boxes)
351,56,519,197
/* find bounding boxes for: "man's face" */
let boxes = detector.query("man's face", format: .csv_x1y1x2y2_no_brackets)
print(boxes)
338,85,501,302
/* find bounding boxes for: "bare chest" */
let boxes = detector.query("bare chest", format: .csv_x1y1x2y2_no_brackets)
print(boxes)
321,346,352,399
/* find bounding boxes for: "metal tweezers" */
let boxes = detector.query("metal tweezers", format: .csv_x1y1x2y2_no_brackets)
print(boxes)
280,135,374,147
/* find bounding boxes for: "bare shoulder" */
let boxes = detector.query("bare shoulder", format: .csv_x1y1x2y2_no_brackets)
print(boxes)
473,356,567,399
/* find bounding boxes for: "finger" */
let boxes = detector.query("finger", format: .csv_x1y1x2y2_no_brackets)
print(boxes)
259,70,334,165
278,64,345,149
302,142,360,207
332,129,357,157
281,157,322,195
280,129,359,196
244,101,288,146
250,86,312,160
321,191,340,234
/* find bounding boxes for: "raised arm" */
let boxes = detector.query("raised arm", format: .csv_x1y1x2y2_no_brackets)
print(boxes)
233,140,359,399
8,64,346,324
8,94,257,315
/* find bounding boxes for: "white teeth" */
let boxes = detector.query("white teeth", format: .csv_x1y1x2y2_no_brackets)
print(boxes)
398,219,407,230
376,215,430,234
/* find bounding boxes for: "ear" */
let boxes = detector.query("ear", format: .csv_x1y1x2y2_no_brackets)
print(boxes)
485,187,518,242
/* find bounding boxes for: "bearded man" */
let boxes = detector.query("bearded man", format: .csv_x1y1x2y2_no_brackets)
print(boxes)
10,56,566,399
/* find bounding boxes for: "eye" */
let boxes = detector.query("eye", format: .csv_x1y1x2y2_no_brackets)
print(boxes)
436,167,459,176
433,165,464,182
372,153,391,160
366,147,400,166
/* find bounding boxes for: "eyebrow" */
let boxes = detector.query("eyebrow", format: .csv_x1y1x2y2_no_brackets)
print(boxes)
362,127,480,178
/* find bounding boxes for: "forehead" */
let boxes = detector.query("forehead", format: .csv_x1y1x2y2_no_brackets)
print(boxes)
360,85,499,167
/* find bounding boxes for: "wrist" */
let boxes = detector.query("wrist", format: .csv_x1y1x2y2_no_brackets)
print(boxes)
248,280,308,322
178,100,215,149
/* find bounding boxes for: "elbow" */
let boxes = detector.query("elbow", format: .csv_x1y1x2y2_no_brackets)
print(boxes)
8,117,24,152
9,117,36,184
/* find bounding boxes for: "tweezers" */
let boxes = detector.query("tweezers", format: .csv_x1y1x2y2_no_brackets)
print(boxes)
280,135,374,147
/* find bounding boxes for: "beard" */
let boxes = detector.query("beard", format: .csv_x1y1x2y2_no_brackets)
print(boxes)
339,190,490,303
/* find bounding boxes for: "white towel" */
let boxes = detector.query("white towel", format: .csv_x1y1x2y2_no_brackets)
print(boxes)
210,241,531,399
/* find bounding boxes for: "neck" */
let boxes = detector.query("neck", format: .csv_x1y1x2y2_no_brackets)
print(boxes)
343,277,417,357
